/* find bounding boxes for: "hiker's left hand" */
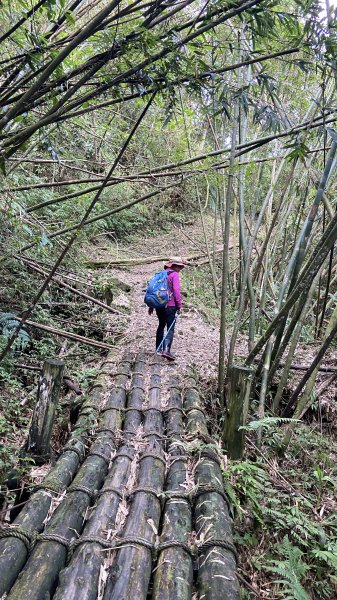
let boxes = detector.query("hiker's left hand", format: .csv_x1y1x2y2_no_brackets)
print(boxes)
148,307,154,315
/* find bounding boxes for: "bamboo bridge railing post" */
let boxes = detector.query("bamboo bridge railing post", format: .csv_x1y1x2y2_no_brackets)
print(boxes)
27,358,65,459
223,365,254,460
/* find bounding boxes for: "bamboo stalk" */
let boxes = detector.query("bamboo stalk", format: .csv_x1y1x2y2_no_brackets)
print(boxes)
6,358,132,600
246,210,337,365
218,101,239,404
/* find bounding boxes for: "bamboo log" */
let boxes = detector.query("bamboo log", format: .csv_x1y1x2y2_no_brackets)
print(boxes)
122,355,146,440
103,453,165,600
194,457,240,600
27,359,64,458
103,356,165,600
54,445,135,600
0,357,122,596
6,358,132,600
185,379,240,600
184,383,209,438
153,377,193,600
223,365,254,460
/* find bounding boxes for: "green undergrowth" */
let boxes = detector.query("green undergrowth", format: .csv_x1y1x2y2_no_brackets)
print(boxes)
183,264,220,323
223,424,337,599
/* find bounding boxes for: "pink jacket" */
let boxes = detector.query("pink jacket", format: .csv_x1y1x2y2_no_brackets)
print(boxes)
167,270,182,309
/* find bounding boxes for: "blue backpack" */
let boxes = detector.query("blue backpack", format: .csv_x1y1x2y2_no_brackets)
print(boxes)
144,270,171,309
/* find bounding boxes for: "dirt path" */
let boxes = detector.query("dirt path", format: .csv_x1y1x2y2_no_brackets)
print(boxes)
91,222,223,379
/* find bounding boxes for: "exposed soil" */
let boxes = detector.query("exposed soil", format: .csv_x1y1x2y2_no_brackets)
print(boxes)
88,220,227,380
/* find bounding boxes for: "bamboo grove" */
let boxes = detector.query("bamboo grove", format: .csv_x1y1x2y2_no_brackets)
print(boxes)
1,0,337,435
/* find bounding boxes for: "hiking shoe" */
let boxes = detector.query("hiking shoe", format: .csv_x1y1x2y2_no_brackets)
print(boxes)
162,351,175,361
162,342,175,361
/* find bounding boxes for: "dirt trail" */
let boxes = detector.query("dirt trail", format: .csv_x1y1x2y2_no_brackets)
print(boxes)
91,222,223,379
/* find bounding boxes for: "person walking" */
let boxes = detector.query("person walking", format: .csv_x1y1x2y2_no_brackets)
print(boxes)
148,256,185,361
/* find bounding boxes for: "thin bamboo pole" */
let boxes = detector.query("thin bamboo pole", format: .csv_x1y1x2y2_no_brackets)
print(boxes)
218,102,239,405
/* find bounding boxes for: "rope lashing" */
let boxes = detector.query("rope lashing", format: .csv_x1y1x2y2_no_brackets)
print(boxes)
199,450,222,466
67,485,97,501
63,444,85,462
127,487,161,501
143,431,166,439
96,426,119,435
139,452,166,466
130,385,146,393
193,485,231,512
198,539,239,564
111,384,128,391
89,450,112,467
0,525,37,552
163,406,184,414
34,481,64,495
38,533,70,550
97,486,124,499
111,451,134,461
155,539,194,557
100,405,125,413
66,535,238,564
184,406,205,415
67,535,153,561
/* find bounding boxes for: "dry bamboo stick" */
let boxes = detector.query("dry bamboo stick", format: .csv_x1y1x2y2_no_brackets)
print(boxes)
0,355,123,596
25,319,116,350
6,358,132,600
16,256,124,315
84,246,227,268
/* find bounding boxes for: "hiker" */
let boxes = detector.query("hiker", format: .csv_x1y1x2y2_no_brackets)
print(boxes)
148,256,185,360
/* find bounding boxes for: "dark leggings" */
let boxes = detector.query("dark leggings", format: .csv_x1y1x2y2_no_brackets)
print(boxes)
155,307,177,350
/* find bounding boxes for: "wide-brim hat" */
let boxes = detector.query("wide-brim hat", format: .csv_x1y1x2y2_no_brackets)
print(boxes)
165,256,186,268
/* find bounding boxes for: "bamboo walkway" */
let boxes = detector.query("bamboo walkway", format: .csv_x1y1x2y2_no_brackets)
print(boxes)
0,353,239,600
